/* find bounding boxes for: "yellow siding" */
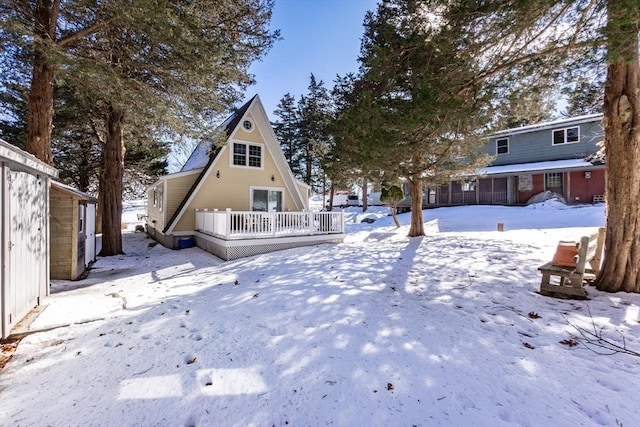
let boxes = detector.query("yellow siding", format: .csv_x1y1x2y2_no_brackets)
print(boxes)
233,113,264,143
172,143,300,232
147,172,199,231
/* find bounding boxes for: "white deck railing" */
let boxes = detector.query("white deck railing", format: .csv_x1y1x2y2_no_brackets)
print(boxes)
195,209,344,240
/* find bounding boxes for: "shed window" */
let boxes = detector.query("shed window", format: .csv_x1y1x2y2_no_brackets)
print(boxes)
496,138,509,154
78,205,85,234
153,188,163,210
552,126,580,145
232,142,262,168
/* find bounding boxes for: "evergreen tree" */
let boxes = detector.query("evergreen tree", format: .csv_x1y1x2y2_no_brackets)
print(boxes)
355,0,494,236
297,74,332,193
562,76,604,117
1,0,279,255
273,93,303,179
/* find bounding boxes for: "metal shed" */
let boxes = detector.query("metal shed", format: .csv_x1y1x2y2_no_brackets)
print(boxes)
1,139,58,338
50,181,98,280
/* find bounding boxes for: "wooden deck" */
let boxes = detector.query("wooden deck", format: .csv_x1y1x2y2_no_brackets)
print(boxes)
193,209,345,260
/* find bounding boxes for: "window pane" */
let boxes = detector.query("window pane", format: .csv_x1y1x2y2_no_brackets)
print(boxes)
566,127,579,143
248,145,261,167
252,189,268,211
552,130,565,145
268,190,283,212
233,143,246,166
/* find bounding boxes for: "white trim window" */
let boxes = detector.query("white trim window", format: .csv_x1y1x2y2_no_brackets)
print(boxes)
552,126,580,145
232,142,263,168
496,137,509,155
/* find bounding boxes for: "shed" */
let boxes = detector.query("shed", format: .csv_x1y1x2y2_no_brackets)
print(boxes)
50,181,98,280
1,139,58,338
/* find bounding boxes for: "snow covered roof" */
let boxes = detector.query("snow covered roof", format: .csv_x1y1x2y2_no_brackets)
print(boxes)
180,96,256,172
477,158,604,177
51,181,97,202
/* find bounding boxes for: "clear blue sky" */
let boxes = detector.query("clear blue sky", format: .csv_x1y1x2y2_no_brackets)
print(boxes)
245,0,379,121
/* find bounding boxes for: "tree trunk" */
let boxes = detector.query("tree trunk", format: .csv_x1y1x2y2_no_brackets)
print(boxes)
362,177,368,212
595,3,640,293
407,176,424,237
390,206,400,228
99,106,126,256
26,1,58,165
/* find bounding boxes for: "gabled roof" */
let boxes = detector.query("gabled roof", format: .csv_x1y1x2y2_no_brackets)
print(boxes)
162,94,306,235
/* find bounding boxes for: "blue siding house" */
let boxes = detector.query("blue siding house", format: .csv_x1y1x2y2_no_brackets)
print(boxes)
402,114,606,210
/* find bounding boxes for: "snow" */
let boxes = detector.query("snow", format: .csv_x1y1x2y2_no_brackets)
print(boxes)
2,201,640,427
477,158,599,176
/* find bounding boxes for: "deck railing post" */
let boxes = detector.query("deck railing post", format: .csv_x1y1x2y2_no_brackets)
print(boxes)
308,211,314,234
225,208,232,239
212,209,217,235
271,211,276,236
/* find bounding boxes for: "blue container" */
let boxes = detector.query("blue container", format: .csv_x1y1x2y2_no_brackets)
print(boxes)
178,237,195,249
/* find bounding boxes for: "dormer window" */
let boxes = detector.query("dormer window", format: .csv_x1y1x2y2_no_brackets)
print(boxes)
232,142,262,168
552,126,580,145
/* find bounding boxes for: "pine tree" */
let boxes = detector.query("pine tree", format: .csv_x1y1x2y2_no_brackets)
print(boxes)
355,0,494,236
1,0,279,255
298,74,332,193
273,93,303,179
562,77,604,117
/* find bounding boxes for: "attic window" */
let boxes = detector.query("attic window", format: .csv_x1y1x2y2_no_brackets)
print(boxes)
552,126,580,145
232,142,262,168
242,119,254,132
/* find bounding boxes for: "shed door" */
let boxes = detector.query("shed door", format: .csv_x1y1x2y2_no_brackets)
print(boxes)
85,203,96,266
8,170,44,327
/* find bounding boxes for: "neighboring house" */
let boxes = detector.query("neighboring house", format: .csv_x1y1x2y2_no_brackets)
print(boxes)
1,139,58,339
50,181,98,280
146,95,344,260
400,114,605,210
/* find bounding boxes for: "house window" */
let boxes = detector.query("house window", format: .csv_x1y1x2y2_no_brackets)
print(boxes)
545,172,563,193
552,126,580,145
496,138,509,154
233,142,262,168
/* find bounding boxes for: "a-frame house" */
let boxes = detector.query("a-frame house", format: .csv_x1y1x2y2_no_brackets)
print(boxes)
146,95,344,260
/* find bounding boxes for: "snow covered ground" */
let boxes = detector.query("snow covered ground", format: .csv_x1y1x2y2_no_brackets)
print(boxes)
2,201,639,427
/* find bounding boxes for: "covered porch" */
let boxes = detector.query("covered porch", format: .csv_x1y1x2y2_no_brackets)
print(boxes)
193,209,345,260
